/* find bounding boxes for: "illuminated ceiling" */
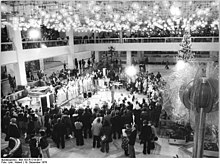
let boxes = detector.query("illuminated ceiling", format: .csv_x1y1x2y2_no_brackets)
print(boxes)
1,0,219,34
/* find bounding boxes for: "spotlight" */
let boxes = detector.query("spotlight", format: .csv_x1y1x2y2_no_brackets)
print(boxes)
125,65,137,77
28,29,41,39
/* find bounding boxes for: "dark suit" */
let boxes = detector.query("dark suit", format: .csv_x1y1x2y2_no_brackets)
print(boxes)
53,122,66,148
139,124,152,154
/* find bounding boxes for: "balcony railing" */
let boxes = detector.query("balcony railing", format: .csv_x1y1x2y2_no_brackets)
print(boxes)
1,42,14,51
74,36,219,44
1,37,219,51
22,40,68,49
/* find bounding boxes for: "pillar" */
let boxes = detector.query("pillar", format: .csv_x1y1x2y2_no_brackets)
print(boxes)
39,59,44,70
95,51,99,62
66,29,75,69
7,26,27,85
127,51,132,65
94,32,97,43
119,30,123,43
13,61,27,86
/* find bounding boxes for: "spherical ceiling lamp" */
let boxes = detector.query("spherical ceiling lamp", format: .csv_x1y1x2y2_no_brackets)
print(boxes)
170,6,181,16
125,65,137,77
1,3,9,13
28,28,41,39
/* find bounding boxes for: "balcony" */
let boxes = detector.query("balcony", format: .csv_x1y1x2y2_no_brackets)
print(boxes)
22,40,68,49
1,42,14,51
1,37,219,66
74,36,219,44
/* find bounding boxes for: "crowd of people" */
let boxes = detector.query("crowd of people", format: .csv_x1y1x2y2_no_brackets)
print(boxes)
2,86,163,158
2,57,168,158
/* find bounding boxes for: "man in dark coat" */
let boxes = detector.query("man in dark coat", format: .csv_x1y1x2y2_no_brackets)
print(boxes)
53,118,66,149
82,107,93,139
111,111,122,139
128,124,137,158
61,110,72,139
139,120,153,154
6,118,20,140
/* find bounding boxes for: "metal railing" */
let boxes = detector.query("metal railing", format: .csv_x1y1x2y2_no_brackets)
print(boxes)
22,40,68,49
1,42,14,51
74,36,219,44
1,37,219,51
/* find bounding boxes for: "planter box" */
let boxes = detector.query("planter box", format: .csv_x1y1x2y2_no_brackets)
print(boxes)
168,138,186,145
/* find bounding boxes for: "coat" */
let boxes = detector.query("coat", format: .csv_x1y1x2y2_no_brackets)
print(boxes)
91,122,102,136
7,123,20,139
53,122,66,137
128,129,137,146
139,125,152,141
100,126,112,142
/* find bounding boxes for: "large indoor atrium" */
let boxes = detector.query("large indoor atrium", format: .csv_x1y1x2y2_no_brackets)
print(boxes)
1,0,219,159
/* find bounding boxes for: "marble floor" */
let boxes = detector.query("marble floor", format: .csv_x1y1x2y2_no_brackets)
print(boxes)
1,64,181,158
1,87,181,158
1,130,180,158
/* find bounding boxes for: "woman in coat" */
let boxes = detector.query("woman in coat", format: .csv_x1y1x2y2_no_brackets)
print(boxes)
100,120,112,153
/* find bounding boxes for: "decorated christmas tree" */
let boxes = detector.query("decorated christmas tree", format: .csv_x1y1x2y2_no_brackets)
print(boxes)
177,30,195,62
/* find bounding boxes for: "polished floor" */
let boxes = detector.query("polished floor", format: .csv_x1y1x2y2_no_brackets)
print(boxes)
2,63,180,158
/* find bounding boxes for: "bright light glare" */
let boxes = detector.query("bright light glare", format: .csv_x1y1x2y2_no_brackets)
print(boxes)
41,44,47,48
176,60,186,71
28,29,41,39
170,6,181,16
125,66,137,77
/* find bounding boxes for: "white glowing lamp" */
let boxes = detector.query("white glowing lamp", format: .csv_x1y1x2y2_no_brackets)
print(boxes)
125,66,137,77
170,6,181,16
28,29,41,39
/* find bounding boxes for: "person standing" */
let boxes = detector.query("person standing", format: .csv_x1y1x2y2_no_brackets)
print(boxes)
91,117,102,148
3,111,11,134
121,124,131,156
74,118,84,146
29,134,41,158
100,121,112,153
5,118,20,141
82,108,93,139
139,120,153,154
39,130,50,158
128,124,137,158
53,118,66,149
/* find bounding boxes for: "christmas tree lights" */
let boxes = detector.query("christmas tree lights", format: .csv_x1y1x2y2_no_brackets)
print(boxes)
177,31,195,62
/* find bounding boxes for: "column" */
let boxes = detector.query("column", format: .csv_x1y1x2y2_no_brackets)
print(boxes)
137,51,141,64
119,30,123,43
95,51,99,62
7,26,27,85
66,29,75,69
94,32,97,43
13,61,27,86
126,51,132,65
39,59,44,70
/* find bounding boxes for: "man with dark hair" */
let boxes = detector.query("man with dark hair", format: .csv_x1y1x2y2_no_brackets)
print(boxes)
53,118,66,149
82,107,93,139
128,124,137,158
5,118,20,141
139,120,153,154
91,117,102,148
